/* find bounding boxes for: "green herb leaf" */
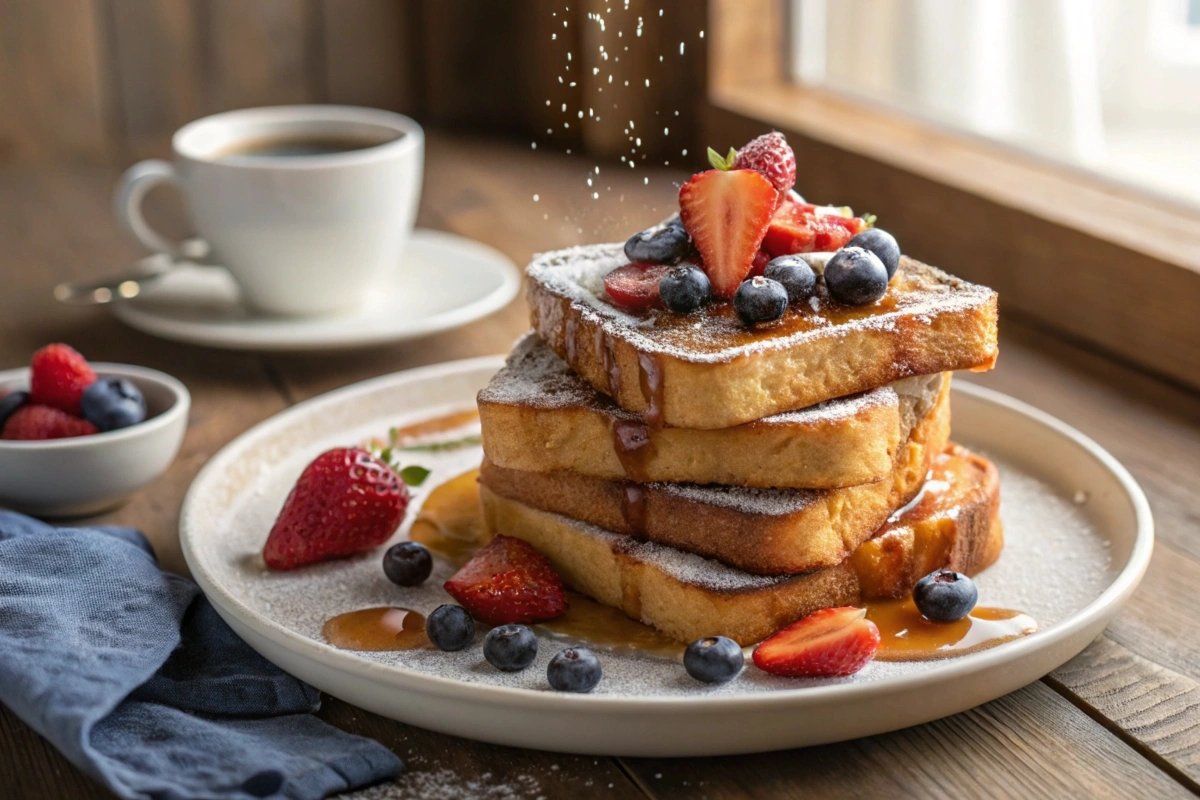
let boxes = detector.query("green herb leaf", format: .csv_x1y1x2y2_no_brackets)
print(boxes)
707,146,737,171
400,433,483,453
399,465,431,487
862,212,878,228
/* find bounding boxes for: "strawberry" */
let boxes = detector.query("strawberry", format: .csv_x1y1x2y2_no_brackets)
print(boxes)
1,404,97,440
753,606,880,678
444,534,567,625
604,263,671,312
733,132,796,196
262,447,409,570
762,200,870,258
678,166,777,299
749,249,772,278
30,343,96,416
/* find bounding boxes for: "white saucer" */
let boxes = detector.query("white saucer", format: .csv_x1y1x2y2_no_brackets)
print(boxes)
111,230,521,352
180,358,1153,756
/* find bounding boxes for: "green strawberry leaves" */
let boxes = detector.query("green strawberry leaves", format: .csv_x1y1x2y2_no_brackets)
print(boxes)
707,146,738,171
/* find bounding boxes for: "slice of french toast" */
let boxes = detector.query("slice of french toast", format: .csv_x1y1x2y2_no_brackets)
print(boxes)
479,372,950,575
479,333,945,489
526,244,997,429
479,444,1002,646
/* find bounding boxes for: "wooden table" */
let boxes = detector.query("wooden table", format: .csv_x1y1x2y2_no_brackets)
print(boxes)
3,134,1199,800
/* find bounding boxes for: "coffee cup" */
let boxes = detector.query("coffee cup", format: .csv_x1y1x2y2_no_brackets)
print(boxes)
115,105,424,316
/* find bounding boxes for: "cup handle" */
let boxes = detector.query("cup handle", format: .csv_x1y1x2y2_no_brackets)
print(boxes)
114,160,208,260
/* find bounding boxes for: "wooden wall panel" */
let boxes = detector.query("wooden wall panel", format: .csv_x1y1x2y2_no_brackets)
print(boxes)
319,0,418,113
0,0,113,164
205,0,325,110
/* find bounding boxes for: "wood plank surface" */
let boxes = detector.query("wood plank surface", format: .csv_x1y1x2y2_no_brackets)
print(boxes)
3,134,1200,798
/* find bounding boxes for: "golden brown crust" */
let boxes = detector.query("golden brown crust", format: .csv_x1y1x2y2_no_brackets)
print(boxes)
479,445,1003,646
527,251,998,429
480,376,951,575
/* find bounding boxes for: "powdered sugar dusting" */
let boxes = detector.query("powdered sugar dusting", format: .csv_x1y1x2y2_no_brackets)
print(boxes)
527,243,996,364
654,481,821,516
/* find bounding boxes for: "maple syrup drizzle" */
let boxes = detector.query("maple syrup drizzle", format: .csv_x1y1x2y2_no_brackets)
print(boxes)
611,419,655,482
565,311,580,364
620,484,648,533
600,329,622,400
389,409,480,445
322,607,430,651
539,592,683,657
864,598,1037,662
637,352,664,428
408,468,484,567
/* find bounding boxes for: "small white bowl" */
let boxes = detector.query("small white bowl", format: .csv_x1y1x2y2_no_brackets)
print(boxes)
0,363,190,517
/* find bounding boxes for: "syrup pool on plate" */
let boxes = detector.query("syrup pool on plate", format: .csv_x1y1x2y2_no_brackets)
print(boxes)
865,598,1037,662
322,607,429,651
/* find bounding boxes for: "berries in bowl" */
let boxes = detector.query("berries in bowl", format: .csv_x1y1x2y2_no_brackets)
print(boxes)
0,344,190,517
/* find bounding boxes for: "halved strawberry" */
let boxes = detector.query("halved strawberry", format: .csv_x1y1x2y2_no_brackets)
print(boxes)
678,169,777,299
604,263,671,312
262,448,409,570
762,200,870,258
444,534,567,625
753,606,880,678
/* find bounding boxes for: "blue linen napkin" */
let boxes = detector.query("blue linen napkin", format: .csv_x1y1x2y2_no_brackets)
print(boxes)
0,511,402,800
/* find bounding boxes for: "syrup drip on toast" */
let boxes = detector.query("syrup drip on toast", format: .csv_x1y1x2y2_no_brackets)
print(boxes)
637,351,664,427
865,598,1036,661
323,607,429,651
620,484,648,533
611,419,655,482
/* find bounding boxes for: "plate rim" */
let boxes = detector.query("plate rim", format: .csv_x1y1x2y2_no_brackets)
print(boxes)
112,229,522,352
181,358,1154,714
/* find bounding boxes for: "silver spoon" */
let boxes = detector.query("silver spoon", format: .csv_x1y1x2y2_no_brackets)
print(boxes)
54,240,211,306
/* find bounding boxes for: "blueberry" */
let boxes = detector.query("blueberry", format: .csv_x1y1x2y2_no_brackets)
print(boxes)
733,276,788,325
80,378,146,432
0,390,29,430
913,570,978,622
658,264,711,313
848,228,901,279
624,217,692,264
683,636,744,683
382,542,433,587
483,624,538,672
546,647,602,692
763,255,817,303
426,604,475,651
824,246,889,306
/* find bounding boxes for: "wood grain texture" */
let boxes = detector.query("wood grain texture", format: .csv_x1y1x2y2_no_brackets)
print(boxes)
204,0,324,110
0,0,113,164
706,90,1200,394
620,682,1193,799
319,0,418,113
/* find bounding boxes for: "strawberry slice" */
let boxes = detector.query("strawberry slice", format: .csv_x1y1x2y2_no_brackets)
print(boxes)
445,534,568,625
678,169,777,299
604,263,671,312
753,606,880,678
762,200,870,258
263,448,409,570
749,248,772,278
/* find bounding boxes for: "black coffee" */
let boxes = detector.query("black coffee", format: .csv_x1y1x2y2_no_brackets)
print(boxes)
215,133,400,159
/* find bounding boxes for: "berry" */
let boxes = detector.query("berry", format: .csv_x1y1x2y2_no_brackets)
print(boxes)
753,606,880,678
80,377,146,432
749,249,772,277
913,570,978,623
29,344,96,416
734,276,788,326
262,448,409,570
733,132,797,196
444,534,568,625
762,200,869,258
624,217,692,265
824,247,889,306
848,228,901,279
603,263,671,312
1,404,97,440
547,647,602,693
483,624,538,672
0,390,29,430
684,636,744,683
678,168,777,298
382,541,433,587
658,264,711,314
426,604,475,651
763,255,817,303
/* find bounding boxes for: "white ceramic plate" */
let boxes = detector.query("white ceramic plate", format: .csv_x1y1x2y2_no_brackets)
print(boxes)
180,358,1153,756
112,230,520,352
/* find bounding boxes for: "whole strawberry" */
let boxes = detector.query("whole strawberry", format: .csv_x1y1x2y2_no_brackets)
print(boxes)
30,343,96,416
2,404,98,440
734,132,797,196
262,447,409,570
445,535,568,625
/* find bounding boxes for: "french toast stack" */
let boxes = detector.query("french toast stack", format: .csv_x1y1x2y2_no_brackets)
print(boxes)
477,136,1003,647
